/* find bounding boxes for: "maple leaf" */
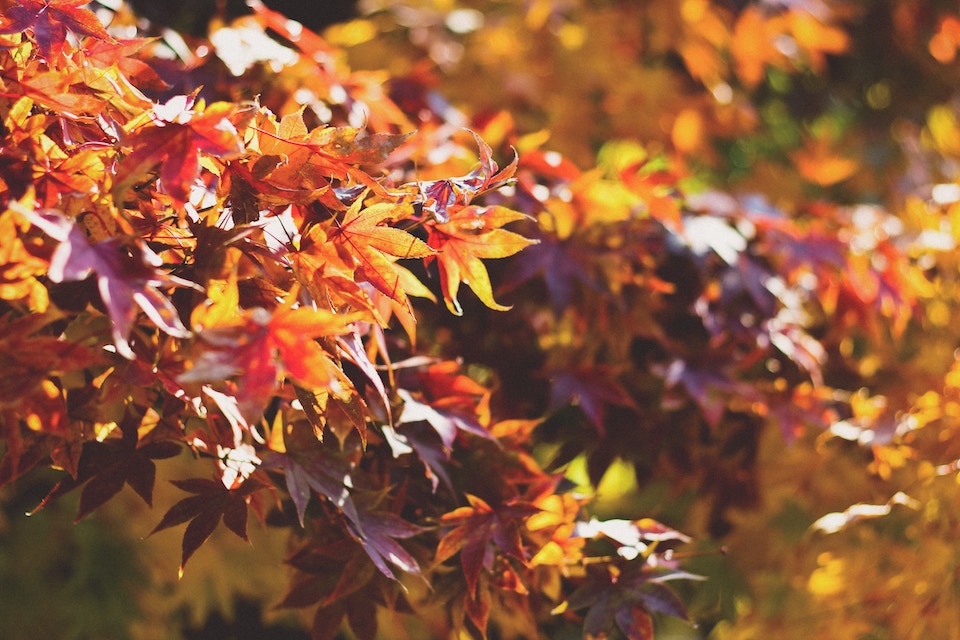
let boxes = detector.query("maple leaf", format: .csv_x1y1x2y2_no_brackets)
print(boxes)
0,429,57,491
337,327,391,428
278,540,374,609
308,126,414,173
329,199,435,306
261,439,362,531
278,542,377,640
381,420,454,493
427,204,537,315
418,130,519,224
265,426,426,580
665,359,763,428
30,413,181,521
113,95,246,206
16,207,194,359
18,69,110,115
504,234,602,312
397,387,495,453
0,312,99,406
561,563,697,640
149,476,264,577
278,535,415,640
619,162,684,230
82,37,168,92
250,110,412,198
409,360,498,446
33,139,106,207
180,303,361,423
346,503,427,580
548,366,639,436
435,495,539,596
0,0,117,62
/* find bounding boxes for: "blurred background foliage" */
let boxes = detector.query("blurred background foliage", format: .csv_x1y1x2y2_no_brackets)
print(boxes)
328,3,960,636
8,0,960,638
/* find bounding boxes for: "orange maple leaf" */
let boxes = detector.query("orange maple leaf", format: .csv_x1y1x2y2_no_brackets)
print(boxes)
329,199,435,307
427,204,537,315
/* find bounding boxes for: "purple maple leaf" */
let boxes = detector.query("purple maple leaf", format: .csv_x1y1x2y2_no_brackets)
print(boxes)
17,208,195,359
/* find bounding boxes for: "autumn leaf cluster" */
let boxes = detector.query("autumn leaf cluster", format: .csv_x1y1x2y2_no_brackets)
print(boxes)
0,2,703,639
9,1,960,639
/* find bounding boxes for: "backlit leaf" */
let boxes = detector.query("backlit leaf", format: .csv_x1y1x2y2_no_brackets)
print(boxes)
0,0,116,61
17,208,194,359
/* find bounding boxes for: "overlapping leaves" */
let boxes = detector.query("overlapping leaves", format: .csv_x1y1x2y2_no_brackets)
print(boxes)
0,5,714,640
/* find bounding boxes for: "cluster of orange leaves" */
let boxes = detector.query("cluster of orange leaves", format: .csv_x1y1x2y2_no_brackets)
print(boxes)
0,2,701,639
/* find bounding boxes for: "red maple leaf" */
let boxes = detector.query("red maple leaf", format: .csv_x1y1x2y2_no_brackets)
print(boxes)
346,504,427,580
0,311,99,405
0,0,117,62
82,37,169,91
562,563,695,640
407,360,497,448
435,495,539,596
262,443,362,530
30,412,181,521
548,366,639,436
277,534,416,640
180,303,361,423
250,111,412,199
113,95,246,206
427,204,537,315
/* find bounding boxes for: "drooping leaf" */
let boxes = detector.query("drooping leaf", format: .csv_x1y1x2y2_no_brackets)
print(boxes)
149,476,264,577
30,414,181,521
381,421,454,493
427,204,537,314
261,430,362,530
345,505,428,580
337,327,391,429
